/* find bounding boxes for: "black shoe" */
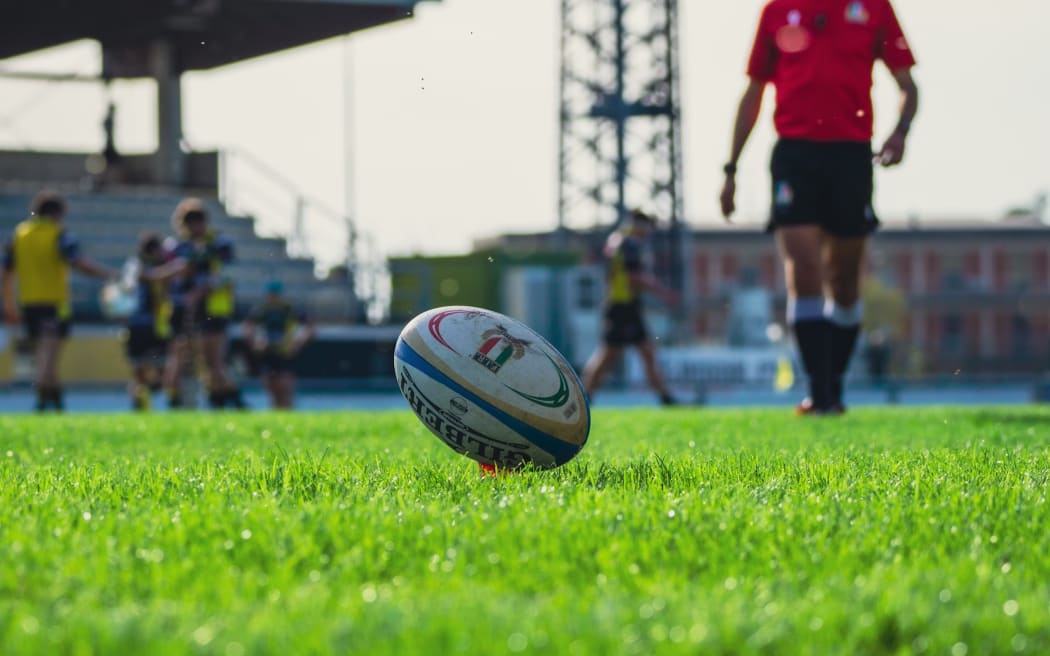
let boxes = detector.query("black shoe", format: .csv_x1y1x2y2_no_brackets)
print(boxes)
229,389,249,410
660,393,677,407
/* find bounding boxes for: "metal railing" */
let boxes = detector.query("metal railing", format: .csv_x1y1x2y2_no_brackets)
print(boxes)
217,147,388,322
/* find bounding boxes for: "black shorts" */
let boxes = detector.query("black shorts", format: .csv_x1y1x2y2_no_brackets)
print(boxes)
768,139,878,238
170,305,190,337
170,305,230,337
22,305,70,340
602,302,648,346
258,350,295,375
200,316,230,335
125,325,169,366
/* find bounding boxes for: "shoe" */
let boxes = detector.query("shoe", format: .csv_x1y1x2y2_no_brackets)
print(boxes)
796,398,817,415
659,393,677,407
795,398,846,416
795,398,827,416
229,389,249,410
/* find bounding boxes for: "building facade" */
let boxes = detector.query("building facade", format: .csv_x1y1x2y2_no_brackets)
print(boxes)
476,217,1050,377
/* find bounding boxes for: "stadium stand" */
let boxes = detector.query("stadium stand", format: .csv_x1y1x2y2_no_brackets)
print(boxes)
0,188,358,323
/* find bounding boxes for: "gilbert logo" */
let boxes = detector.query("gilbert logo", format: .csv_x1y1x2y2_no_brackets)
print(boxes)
472,326,527,374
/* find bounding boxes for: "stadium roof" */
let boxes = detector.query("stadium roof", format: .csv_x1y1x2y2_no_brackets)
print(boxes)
0,0,431,77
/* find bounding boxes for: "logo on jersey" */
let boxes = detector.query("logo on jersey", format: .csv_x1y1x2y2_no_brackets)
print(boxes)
845,1,869,24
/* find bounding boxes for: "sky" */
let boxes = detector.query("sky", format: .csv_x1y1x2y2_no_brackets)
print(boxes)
0,0,1048,261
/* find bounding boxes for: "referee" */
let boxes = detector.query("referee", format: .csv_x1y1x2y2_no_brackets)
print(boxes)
719,0,919,414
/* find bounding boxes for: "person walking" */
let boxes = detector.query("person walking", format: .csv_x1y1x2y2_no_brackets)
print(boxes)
719,0,919,414
581,209,679,406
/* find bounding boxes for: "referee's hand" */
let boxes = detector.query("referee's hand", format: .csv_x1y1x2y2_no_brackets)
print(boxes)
877,130,907,167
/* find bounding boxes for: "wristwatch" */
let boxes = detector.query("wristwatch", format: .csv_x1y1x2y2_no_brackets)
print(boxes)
723,162,737,176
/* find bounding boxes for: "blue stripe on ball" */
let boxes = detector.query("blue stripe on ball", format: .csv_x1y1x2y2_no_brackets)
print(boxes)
396,340,581,465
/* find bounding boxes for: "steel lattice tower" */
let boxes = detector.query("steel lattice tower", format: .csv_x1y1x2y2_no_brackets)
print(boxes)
558,0,684,233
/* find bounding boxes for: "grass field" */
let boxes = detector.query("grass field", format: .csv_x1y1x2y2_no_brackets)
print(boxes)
2,407,1049,655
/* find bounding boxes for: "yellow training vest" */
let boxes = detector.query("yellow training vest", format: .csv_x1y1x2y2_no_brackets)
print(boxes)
12,217,71,315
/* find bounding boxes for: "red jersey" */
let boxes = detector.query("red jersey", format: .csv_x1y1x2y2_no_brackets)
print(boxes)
747,0,915,142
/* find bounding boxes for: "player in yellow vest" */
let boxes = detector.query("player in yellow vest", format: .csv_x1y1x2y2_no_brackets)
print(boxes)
160,198,246,409
1,191,116,411
581,209,679,406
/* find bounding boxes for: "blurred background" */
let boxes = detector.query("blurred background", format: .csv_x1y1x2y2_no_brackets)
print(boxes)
1,0,1048,409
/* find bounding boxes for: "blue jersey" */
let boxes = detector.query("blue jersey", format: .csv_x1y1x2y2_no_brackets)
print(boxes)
124,258,173,337
170,231,234,307
251,299,307,347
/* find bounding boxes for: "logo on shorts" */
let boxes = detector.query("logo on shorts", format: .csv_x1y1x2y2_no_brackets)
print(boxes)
775,181,795,208
845,1,869,24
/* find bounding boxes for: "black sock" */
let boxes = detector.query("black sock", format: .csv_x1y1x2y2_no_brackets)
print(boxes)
51,387,64,411
793,319,832,409
229,388,247,409
207,390,224,409
34,386,47,412
828,323,861,406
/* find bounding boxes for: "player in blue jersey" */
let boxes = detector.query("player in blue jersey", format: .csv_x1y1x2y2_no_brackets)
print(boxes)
242,280,315,409
121,232,177,411
162,198,246,409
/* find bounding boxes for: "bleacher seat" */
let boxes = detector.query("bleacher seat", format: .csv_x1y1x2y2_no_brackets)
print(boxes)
0,190,358,322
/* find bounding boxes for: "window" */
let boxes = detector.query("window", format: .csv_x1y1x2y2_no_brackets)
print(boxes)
576,273,598,310
942,314,963,356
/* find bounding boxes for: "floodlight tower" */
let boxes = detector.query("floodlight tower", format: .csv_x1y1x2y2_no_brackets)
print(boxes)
558,0,684,233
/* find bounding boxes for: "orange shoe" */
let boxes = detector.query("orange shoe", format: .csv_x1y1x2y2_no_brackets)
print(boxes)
797,398,823,413
795,398,846,416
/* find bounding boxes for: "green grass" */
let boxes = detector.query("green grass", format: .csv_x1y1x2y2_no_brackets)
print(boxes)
2,407,1050,655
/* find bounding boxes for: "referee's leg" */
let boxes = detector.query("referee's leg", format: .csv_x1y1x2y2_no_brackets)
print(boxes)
822,235,868,409
776,225,833,412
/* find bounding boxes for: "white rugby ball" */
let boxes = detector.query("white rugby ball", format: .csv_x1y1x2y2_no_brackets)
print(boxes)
99,281,137,320
394,306,590,469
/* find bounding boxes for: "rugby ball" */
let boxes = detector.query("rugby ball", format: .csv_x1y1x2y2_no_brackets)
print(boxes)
394,306,590,469
99,281,137,320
